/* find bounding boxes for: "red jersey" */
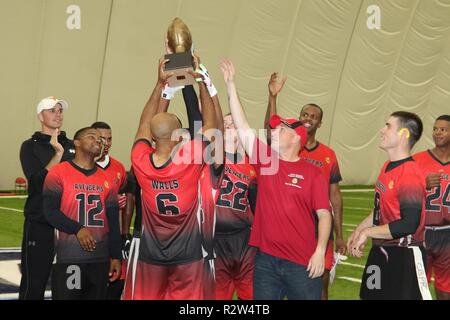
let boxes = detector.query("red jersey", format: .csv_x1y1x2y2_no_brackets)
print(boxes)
413,150,450,226
131,139,214,265
214,154,257,235
300,142,342,188
97,155,127,193
248,139,330,267
43,161,117,263
373,159,426,247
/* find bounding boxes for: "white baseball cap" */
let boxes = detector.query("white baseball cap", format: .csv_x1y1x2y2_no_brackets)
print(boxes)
36,96,69,114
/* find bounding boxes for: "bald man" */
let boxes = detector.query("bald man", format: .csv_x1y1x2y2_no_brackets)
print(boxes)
122,56,217,300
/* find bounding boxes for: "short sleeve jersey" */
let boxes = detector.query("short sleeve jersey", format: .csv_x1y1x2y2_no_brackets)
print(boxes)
43,161,116,263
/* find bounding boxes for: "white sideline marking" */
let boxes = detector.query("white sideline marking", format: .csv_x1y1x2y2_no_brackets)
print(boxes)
346,229,355,232
0,291,51,300
341,189,374,193
0,260,21,285
338,276,362,283
0,206,22,213
340,261,365,269
343,223,357,227
0,248,21,252
0,196,27,199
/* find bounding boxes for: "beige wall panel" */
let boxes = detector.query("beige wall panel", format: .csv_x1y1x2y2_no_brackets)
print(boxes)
0,0,44,189
331,0,420,184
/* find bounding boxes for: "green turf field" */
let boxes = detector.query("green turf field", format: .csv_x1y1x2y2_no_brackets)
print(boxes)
0,190,436,299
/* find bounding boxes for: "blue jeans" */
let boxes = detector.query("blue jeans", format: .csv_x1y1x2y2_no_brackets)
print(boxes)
253,251,322,300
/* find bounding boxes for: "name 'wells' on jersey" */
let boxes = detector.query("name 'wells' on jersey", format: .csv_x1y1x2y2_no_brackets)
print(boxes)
131,139,215,265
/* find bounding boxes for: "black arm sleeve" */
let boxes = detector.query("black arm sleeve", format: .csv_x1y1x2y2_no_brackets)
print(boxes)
182,85,202,139
43,192,83,234
106,200,122,260
248,181,257,214
20,142,48,193
388,205,422,239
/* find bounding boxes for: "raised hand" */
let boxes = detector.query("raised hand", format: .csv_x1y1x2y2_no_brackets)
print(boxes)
50,129,64,155
268,72,287,97
220,59,236,85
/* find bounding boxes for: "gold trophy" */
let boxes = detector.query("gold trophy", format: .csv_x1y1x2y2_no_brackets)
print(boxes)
164,18,195,87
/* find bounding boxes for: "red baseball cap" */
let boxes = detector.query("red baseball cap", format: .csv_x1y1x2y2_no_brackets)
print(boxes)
269,114,308,149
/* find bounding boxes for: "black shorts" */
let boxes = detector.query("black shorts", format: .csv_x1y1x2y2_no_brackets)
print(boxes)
214,228,256,300
425,227,450,293
360,246,430,300
51,262,110,300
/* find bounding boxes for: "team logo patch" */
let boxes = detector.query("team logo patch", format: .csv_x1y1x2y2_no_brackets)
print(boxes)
104,180,109,189
325,157,331,164
250,169,256,177
388,180,394,190
117,172,121,180
292,178,298,184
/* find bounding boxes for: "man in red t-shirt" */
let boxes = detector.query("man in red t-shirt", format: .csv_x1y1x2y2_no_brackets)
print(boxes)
220,60,332,300
122,56,217,300
348,112,431,300
43,127,122,299
264,74,345,299
413,115,450,300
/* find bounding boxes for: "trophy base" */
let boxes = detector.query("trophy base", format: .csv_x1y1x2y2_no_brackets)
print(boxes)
167,68,195,87
164,52,195,87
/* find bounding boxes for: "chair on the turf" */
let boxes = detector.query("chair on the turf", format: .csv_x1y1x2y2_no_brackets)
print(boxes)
14,177,27,195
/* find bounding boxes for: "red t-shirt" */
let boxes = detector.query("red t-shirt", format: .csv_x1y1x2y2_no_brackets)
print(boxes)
373,159,426,247
131,139,211,265
248,139,330,267
413,150,450,226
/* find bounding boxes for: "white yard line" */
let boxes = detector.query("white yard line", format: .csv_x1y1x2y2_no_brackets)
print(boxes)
346,206,372,211
341,189,374,193
337,276,362,283
343,223,357,227
340,261,365,269
344,197,373,200
0,206,22,213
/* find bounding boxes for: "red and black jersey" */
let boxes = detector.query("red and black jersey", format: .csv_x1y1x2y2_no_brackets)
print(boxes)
214,154,257,235
43,161,119,263
97,156,127,193
413,150,450,226
300,142,342,188
131,139,214,265
373,159,426,247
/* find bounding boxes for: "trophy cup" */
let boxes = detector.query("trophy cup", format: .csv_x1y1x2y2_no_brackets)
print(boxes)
164,18,195,87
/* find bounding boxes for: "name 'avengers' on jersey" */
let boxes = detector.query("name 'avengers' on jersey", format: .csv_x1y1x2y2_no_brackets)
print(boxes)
131,139,213,265
43,161,117,263
214,160,257,235
373,159,426,247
